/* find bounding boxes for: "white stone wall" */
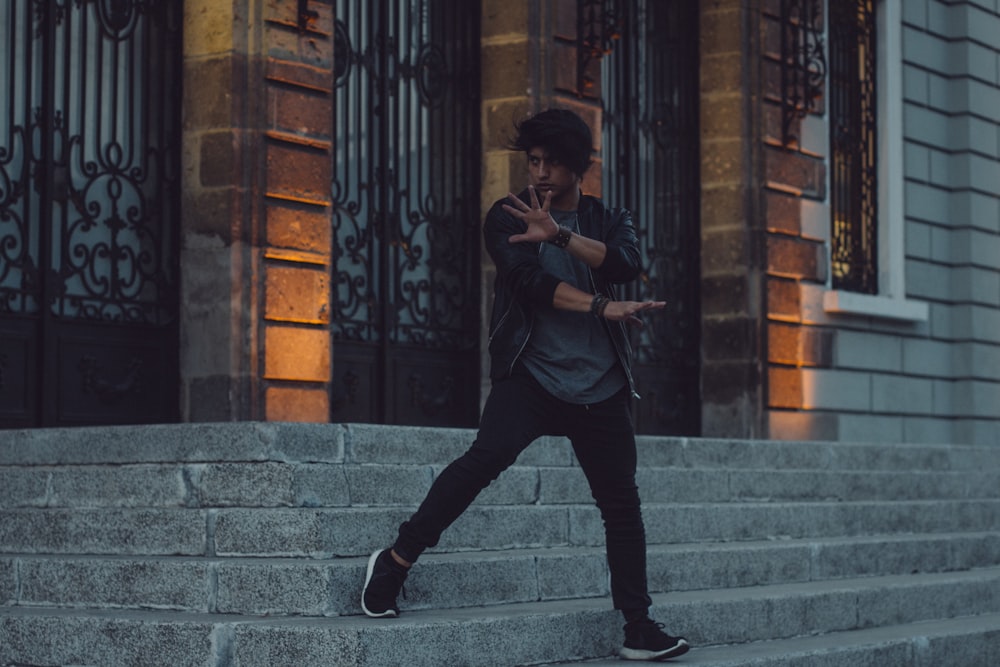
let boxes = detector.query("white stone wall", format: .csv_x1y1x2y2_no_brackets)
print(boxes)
766,0,1000,445
896,0,1000,444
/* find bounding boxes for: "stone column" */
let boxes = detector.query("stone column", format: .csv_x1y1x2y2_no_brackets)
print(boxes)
699,0,768,438
180,0,334,422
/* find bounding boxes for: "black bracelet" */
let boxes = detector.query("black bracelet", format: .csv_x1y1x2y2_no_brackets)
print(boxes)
549,225,572,248
590,294,609,317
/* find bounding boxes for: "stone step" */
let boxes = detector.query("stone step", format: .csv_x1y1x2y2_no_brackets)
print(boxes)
2,499,998,557
2,498,997,559
3,423,997,473
3,569,1000,666
4,533,999,618
566,614,1000,666
3,460,999,509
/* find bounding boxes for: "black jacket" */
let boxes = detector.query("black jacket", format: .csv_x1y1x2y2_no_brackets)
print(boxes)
484,190,642,397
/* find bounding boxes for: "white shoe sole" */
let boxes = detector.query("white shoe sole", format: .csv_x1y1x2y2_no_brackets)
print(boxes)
361,549,399,618
620,638,689,661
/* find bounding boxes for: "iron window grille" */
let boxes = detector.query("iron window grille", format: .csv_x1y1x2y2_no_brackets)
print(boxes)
828,0,878,294
779,0,826,146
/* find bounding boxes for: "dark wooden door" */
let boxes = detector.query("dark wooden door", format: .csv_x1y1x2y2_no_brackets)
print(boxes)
329,0,481,427
0,0,181,428
602,0,702,435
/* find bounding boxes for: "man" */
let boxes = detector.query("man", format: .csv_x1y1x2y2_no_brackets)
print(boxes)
361,108,690,662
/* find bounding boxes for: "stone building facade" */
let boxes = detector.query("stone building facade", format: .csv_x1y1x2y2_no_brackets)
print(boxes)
2,0,997,445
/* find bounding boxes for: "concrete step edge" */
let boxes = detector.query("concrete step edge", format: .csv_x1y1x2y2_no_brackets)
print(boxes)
3,575,1000,667
4,423,997,471
565,612,1000,666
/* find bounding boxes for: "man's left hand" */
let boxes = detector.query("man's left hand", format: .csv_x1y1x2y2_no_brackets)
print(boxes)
503,186,559,244
603,300,666,328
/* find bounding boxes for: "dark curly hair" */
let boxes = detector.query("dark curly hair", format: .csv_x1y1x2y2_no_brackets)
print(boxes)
508,108,594,178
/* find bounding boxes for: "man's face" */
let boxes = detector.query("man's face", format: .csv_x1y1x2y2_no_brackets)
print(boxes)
526,147,580,209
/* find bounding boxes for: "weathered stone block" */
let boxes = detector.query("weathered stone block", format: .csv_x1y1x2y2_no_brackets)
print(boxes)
538,551,608,600
215,561,332,616
343,464,432,506
266,140,332,204
702,92,744,138
552,41,579,95
765,190,802,236
701,52,743,96
265,386,330,423
0,509,206,556
701,138,746,186
265,264,330,324
0,558,13,604
482,0,533,37
267,83,333,140
183,0,234,57
291,464,350,507
263,326,330,382
0,468,49,507
702,228,749,276
703,274,750,316
18,558,209,612
189,462,296,507
768,323,834,366
0,614,217,667
702,360,759,404
703,316,758,360
767,234,825,281
802,368,872,411
46,466,188,508
701,184,748,230
266,202,331,254
872,374,934,415
199,131,235,187
265,12,334,69
481,40,531,99
769,367,803,409
700,5,743,57
182,56,234,130
766,149,825,198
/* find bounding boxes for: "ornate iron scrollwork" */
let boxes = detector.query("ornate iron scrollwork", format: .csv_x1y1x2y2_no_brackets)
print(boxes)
601,0,701,435
329,0,480,426
577,0,621,94
78,355,143,404
1,0,181,426
779,0,826,145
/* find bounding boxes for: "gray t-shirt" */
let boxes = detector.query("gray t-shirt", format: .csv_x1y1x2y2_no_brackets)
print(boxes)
520,210,627,404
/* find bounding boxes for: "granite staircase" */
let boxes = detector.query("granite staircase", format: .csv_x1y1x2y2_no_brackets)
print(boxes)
1,422,999,666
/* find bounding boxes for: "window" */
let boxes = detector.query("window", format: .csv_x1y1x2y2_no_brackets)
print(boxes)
821,0,928,320
828,0,878,294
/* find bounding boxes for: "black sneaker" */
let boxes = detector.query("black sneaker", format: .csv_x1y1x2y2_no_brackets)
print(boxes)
620,617,690,661
361,549,408,618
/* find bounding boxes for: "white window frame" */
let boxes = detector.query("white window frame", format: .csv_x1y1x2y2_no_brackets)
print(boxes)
818,0,928,322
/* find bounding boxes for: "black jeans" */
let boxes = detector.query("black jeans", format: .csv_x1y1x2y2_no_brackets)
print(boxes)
393,365,653,615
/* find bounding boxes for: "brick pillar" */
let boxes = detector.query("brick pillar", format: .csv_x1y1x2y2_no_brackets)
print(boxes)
180,0,333,422
759,0,835,440
699,0,767,438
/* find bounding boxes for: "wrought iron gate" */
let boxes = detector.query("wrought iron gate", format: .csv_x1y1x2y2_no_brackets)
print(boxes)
0,0,181,428
329,0,481,427
601,0,701,435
